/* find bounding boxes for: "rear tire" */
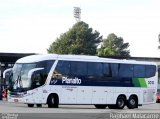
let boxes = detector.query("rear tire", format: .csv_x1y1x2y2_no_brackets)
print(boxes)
116,96,126,109
48,94,59,108
94,105,107,109
27,104,34,107
127,96,137,109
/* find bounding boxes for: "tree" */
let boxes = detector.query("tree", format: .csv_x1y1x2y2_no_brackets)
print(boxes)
47,21,102,55
97,33,130,58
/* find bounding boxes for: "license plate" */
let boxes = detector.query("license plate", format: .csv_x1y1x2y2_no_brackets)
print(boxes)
14,99,18,102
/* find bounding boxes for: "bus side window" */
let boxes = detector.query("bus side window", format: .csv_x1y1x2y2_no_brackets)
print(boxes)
87,62,103,78
46,60,55,73
119,64,133,77
111,63,119,77
134,65,145,78
54,61,70,78
145,65,156,78
32,73,41,88
70,61,87,76
103,63,111,77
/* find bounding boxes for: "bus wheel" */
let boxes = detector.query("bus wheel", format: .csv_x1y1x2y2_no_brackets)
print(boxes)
47,94,59,108
27,104,34,107
36,104,42,107
116,96,126,109
94,105,107,109
127,96,137,109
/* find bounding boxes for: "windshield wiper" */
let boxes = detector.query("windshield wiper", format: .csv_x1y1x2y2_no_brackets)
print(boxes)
14,75,23,91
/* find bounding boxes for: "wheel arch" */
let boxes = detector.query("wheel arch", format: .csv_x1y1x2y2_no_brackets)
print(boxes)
117,94,127,101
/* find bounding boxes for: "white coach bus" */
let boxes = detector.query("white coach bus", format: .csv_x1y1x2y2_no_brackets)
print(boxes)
4,54,158,109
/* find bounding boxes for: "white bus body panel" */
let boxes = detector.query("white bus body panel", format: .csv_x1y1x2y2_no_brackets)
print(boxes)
76,86,92,104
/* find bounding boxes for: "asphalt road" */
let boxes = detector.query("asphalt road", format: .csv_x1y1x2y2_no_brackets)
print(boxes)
0,101,160,119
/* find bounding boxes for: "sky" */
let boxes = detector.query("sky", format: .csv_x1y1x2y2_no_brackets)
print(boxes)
0,0,160,57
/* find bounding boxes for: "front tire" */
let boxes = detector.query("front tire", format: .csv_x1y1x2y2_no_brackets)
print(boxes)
47,94,59,108
127,96,137,109
94,105,107,109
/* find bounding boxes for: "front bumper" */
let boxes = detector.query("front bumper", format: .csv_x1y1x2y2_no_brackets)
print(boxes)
7,91,33,103
7,97,24,103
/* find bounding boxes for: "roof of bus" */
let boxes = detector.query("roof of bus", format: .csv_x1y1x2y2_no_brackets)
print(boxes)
16,54,157,65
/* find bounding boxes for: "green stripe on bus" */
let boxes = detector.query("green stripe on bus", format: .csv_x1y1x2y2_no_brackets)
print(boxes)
132,78,140,87
132,78,147,87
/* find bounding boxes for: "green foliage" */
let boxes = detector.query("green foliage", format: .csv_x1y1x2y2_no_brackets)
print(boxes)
97,33,130,58
47,21,102,55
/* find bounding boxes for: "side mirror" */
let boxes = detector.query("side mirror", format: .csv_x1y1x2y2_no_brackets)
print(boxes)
3,68,12,79
2,68,13,91
28,68,44,79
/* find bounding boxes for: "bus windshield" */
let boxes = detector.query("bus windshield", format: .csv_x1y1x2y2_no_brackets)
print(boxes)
12,63,36,90
10,60,54,92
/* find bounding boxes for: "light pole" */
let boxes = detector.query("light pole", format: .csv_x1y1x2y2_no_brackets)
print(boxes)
74,7,81,22
158,34,160,49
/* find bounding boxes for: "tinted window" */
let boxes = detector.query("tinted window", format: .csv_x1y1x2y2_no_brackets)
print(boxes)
32,60,54,88
46,60,54,73
37,60,54,73
88,62,103,77
37,61,46,68
145,65,156,78
119,64,133,77
134,65,145,77
111,64,119,77
70,61,87,76
103,63,111,77
55,61,70,75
